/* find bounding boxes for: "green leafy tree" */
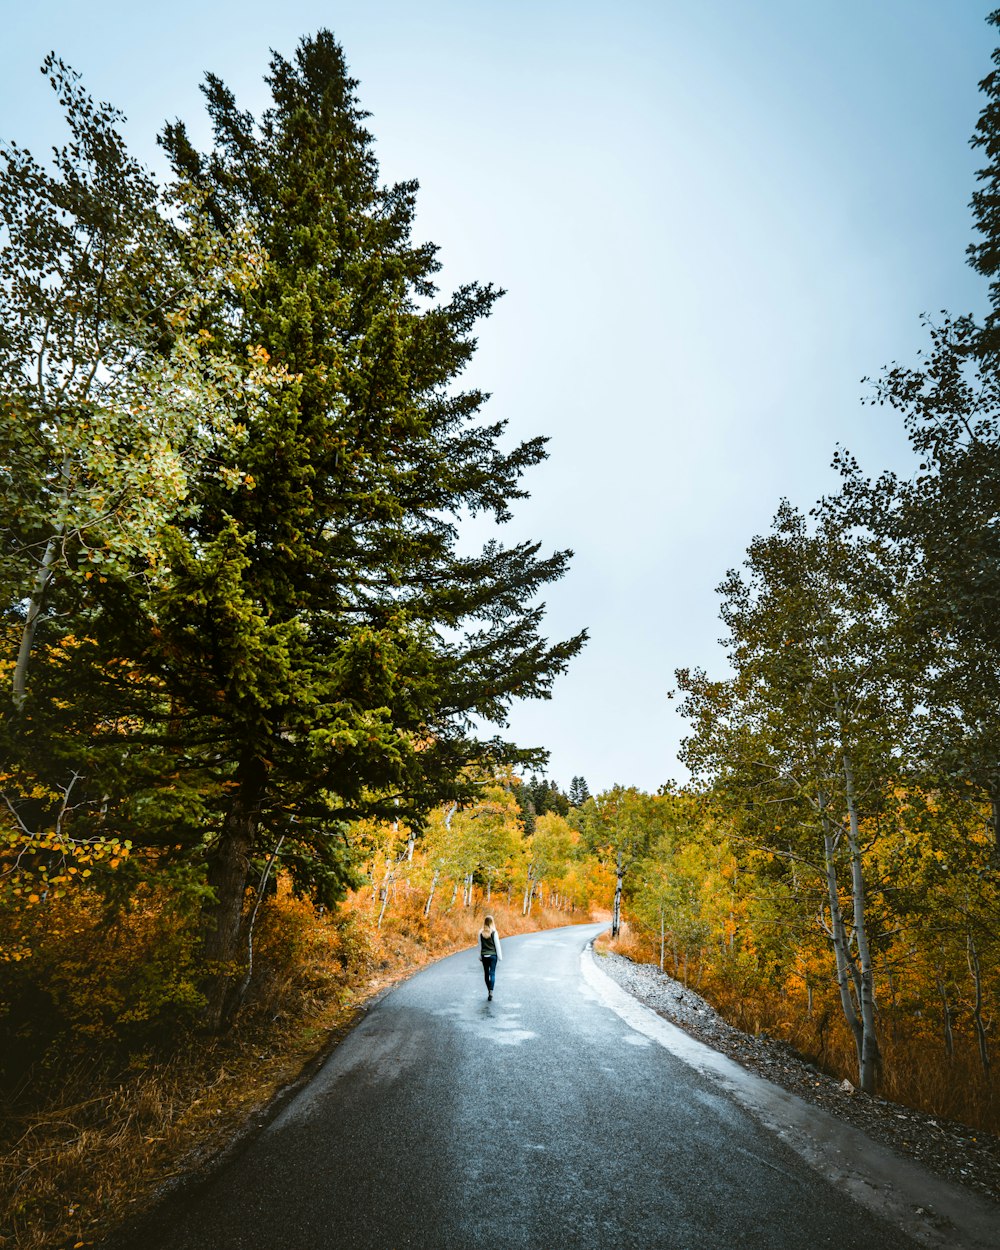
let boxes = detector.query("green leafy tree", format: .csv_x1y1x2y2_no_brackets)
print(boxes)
848,11,1000,856
575,786,661,938
0,57,271,928
676,502,910,1093
517,810,569,914
467,779,523,903
855,314,1000,864
0,57,263,710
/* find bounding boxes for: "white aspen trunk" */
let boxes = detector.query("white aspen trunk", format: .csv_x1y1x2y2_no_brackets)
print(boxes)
376,867,391,928
448,879,458,909
823,826,865,1072
13,531,60,709
522,875,534,916
841,745,879,1094
13,448,75,710
611,850,623,938
659,903,665,972
936,965,954,1061
968,933,991,1076
423,868,439,917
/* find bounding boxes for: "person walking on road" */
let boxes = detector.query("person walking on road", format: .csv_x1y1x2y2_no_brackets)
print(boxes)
479,915,502,1000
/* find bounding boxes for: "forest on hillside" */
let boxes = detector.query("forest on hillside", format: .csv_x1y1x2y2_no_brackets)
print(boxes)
2,13,1000,1250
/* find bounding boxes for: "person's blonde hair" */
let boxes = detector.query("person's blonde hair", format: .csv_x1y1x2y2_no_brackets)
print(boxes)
482,914,496,934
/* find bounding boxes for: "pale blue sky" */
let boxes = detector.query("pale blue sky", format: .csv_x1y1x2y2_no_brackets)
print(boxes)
3,2,994,792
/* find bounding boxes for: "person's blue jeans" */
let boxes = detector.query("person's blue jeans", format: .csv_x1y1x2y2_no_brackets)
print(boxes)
481,954,497,993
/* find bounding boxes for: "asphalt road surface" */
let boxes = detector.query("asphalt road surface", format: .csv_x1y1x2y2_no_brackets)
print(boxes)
118,922,919,1250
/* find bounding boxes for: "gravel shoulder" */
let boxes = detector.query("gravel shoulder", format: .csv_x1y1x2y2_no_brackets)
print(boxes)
595,949,1000,1204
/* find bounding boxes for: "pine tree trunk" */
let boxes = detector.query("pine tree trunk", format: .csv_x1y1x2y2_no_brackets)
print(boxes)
199,753,267,1032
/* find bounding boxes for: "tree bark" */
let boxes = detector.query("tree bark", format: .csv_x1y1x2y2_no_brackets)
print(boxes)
935,964,954,1061
13,451,74,709
841,746,879,1094
424,868,439,917
199,753,267,1031
822,821,865,1071
611,850,623,938
659,904,665,972
13,532,59,709
968,932,991,1076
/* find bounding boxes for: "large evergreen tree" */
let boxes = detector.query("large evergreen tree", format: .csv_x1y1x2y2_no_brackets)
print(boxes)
106,32,585,1026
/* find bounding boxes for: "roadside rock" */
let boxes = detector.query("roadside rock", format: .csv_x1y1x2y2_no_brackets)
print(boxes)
596,950,1000,1204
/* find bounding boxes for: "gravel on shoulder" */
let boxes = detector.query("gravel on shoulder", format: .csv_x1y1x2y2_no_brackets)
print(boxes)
595,949,1000,1204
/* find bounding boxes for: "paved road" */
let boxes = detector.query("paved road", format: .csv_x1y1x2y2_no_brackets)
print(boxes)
119,923,918,1249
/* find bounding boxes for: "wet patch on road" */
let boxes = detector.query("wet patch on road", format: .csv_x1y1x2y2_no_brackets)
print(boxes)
431,1000,538,1047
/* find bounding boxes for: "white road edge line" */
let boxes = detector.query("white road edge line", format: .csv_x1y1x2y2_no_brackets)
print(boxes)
581,941,1000,1250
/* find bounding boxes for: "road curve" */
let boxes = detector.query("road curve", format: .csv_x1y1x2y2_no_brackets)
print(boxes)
114,922,919,1249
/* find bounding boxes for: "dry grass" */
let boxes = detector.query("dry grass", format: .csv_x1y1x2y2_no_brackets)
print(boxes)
0,883,581,1250
599,925,999,1135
